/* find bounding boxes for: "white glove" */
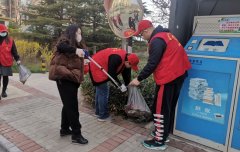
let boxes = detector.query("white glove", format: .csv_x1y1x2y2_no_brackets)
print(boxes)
120,84,127,92
84,59,90,65
16,60,21,65
76,48,84,57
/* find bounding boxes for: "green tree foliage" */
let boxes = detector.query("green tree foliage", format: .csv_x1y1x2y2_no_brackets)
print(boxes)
68,0,120,50
20,0,119,50
19,0,151,50
21,0,69,44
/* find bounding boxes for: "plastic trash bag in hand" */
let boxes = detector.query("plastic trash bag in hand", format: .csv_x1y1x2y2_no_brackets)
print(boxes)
18,64,31,84
124,86,152,121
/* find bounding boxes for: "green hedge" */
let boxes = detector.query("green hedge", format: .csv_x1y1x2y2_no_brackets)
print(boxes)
12,62,43,73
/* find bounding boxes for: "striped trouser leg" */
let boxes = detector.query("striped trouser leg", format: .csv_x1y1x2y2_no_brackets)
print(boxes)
153,85,165,143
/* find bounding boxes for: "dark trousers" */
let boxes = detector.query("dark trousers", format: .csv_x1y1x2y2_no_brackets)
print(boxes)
56,79,81,135
0,76,9,93
152,73,185,143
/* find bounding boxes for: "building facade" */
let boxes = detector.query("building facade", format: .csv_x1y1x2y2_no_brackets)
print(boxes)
0,0,21,23
0,0,40,24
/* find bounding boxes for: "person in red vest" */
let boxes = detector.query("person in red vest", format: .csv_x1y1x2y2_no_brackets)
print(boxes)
130,20,191,150
0,24,21,100
89,48,139,121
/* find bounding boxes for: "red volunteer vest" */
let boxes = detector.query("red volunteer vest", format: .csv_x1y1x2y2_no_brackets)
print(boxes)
150,32,191,85
0,38,13,66
90,48,127,83
90,48,126,83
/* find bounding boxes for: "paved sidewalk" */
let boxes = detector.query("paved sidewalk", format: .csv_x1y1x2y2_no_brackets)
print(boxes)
0,73,217,152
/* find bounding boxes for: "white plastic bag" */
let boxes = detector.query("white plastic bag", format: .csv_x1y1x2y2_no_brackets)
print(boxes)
125,86,151,120
18,64,31,84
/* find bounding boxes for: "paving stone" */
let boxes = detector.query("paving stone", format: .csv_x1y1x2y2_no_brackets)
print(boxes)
0,74,218,152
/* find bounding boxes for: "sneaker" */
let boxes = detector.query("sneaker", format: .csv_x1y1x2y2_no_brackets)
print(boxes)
60,129,72,136
72,134,88,144
97,116,112,122
142,139,168,150
93,114,99,117
150,131,170,143
1,92,7,98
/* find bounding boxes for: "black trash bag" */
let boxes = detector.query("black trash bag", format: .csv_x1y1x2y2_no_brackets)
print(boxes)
18,64,31,84
124,86,152,121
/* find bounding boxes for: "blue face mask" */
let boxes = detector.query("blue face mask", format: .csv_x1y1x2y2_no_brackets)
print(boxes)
0,32,7,37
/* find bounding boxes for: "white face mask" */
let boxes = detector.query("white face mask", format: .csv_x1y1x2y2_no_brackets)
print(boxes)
76,34,82,43
0,32,7,37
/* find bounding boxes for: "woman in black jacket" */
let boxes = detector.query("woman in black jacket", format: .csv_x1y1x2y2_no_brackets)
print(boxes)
49,24,88,144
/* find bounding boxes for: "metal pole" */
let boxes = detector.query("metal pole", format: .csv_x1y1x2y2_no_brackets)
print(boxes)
9,0,12,19
121,38,127,51
93,46,96,54
127,37,133,53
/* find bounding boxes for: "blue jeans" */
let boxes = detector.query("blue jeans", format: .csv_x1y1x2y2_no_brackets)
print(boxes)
95,82,109,119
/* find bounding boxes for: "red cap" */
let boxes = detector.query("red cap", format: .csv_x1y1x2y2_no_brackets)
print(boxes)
127,53,139,71
134,20,153,36
0,24,8,33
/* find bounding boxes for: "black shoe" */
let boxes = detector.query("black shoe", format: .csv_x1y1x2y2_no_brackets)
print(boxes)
72,134,88,144
150,131,170,143
2,92,7,98
142,139,167,150
60,129,72,136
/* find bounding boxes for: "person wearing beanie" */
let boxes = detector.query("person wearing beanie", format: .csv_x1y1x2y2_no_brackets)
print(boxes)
0,24,21,100
130,20,191,150
88,48,139,122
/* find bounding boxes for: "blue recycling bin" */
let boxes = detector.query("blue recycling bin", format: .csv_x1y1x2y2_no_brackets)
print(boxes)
174,35,240,152
230,89,240,151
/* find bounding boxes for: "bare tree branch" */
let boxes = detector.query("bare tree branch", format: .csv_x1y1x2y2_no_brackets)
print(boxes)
150,0,170,27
